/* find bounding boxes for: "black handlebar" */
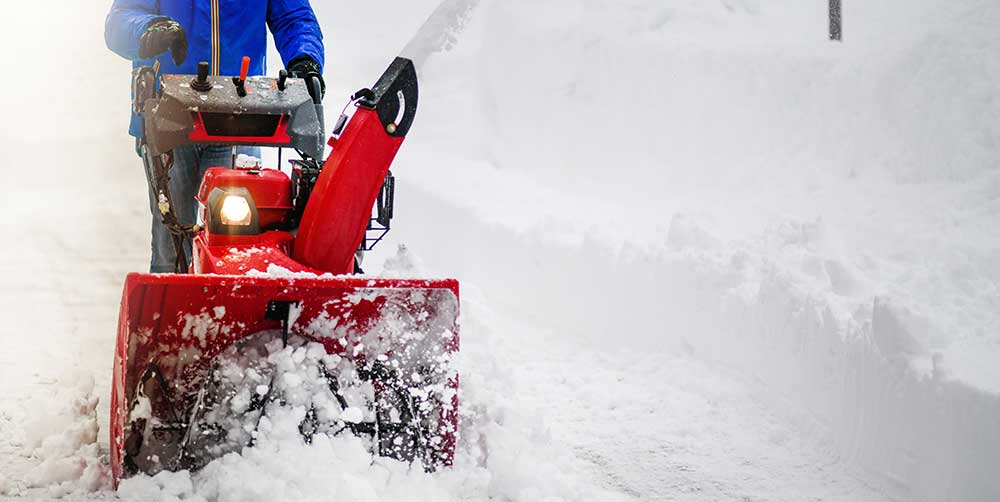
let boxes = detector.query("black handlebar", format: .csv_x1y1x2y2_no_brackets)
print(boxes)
308,75,323,106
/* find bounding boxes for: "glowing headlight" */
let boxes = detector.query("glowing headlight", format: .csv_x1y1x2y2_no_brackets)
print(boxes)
220,195,252,226
206,187,258,236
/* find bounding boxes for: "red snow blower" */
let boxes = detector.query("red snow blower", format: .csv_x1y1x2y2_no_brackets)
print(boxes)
110,56,459,485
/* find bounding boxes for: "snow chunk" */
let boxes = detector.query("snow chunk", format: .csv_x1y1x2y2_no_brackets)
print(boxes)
180,311,215,347
118,470,201,502
246,263,335,279
235,154,262,169
282,372,303,388
340,407,364,424
21,372,109,494
130,395,152,421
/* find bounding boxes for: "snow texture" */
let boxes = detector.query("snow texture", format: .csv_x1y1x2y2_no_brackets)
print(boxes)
1,0,998,501
2,374,110,498
245,263,335,279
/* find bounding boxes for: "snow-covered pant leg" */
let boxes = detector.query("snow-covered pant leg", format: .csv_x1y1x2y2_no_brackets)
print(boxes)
143,145,261,273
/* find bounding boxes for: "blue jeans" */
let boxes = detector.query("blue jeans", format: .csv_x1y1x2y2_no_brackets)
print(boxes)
142,145,260,273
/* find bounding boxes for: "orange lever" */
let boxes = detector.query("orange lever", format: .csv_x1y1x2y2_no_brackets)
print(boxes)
239,56,250,81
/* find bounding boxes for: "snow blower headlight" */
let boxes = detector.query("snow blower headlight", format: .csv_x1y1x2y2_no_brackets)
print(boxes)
220,195,253,226
207,187,261,235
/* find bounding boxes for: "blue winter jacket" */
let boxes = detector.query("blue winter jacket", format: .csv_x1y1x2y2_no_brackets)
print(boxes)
105,0,325,137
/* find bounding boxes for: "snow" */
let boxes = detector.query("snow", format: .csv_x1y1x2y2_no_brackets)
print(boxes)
245,263,335,279
340,407,364,424
368,0,1000,499
1,0,998,501
233,154,261,169
113,332,626,502
8,374,109,497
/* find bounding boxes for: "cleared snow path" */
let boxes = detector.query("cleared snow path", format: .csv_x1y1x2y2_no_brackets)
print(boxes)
464,305,888,502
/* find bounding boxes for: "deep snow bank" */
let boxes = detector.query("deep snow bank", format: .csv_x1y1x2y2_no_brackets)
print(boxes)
390,178,1000,501
404,0,1000,389
380,0,1000,500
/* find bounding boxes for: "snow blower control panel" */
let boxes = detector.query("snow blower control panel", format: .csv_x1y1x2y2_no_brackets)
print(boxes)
138,60,325,160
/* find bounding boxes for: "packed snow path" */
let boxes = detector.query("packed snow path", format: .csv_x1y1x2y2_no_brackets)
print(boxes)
2,0,999,501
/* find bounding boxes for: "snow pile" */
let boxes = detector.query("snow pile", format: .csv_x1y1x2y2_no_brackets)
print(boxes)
117,340,625,502
17,373,109,496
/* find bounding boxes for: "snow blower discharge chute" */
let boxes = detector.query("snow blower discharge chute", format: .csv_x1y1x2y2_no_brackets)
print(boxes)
110,56,459,485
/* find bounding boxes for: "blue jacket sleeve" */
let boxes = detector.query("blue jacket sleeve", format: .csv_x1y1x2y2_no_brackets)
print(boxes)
267,0,325,70
105,0,162,61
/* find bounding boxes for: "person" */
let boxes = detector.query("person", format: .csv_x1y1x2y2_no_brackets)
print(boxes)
105,0,325,272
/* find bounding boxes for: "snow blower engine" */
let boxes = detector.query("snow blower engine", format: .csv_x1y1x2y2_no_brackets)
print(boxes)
110,56,459,486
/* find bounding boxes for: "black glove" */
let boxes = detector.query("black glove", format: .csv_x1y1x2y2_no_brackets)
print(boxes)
138,18,187,66
287,56,326,101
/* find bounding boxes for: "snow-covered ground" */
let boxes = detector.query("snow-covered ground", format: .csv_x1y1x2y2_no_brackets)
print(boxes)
1,0,998,501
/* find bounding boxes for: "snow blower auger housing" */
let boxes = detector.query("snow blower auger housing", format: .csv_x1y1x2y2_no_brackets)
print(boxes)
111,58,459,486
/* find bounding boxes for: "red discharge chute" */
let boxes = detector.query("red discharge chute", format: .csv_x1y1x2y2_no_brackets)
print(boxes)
293,109,404,274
